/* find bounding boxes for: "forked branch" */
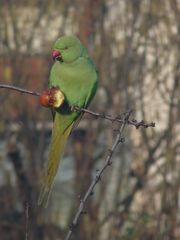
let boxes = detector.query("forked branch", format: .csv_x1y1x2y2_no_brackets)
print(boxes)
0,83,155,240
65,111,132,240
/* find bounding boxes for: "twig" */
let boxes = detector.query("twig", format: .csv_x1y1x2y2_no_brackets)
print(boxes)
0,84,155,128
72,106,155,129
0,84,40,96
64,111,132,240
25,202,29,240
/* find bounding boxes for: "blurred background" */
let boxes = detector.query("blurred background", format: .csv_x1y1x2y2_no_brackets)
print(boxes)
0,0,179,239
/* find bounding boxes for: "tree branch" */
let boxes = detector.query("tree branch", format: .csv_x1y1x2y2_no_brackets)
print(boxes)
0,84,40,96
65,111,132,240
0,84,155,129
72,106,155,129
0,83,156,239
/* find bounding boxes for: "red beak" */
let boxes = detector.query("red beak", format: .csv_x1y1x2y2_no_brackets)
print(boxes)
52,49,61,60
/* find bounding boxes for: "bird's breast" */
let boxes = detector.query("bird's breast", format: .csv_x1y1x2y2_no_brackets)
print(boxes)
49,61,96,107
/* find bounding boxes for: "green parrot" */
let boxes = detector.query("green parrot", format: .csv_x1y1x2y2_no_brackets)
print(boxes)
38,36,98,206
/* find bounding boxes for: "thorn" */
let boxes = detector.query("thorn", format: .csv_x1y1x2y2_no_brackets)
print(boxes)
108,161,112,166
95,175,101,182
94,114,99,119
81,210,88,214
119,137,125,143
108,149,113,157
101,112,106,118
132,119,137,123
69,223,76,231
117,114,122,119
90,191,94,196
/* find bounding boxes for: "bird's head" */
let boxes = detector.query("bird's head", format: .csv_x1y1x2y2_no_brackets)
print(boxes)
52,35,86,63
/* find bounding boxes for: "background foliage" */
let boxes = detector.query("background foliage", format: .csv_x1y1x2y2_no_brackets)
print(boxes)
0,0,179,239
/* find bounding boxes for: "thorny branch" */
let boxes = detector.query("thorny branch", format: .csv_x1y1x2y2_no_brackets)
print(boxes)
0,84,155,128
72,106,155,129
0,84,155,240
65,111,132,240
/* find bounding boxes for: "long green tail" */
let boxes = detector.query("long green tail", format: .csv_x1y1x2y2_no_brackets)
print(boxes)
38,113,73,207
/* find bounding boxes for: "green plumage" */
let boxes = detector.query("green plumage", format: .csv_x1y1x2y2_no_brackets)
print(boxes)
38,36,98,206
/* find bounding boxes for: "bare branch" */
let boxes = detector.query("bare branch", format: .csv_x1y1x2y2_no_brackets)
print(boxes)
65,111,132,240
0,83,40,96
0,84,155,129
72,106,155,129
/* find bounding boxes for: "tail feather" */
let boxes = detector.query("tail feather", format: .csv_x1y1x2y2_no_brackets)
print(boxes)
38,114,73,207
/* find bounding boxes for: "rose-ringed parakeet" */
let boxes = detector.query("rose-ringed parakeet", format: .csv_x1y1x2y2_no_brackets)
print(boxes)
38,36,98,206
